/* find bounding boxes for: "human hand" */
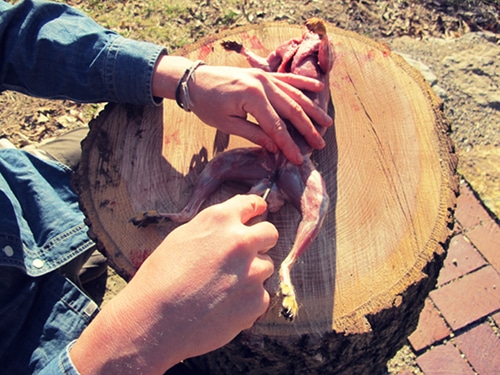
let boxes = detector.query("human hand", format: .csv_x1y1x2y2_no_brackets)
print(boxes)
152,56,332,165
189,65,333,165
71,194,276,374
144,194,276,360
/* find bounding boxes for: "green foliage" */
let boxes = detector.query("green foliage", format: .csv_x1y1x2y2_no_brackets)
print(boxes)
30,0,499,50
60,0,194,48
221,10,240,25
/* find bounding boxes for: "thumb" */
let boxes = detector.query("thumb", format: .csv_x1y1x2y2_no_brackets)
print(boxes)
227,194,268,224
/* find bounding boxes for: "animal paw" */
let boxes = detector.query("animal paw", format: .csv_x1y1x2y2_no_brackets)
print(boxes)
129,210,163,227
279,282,299,322
221,40,243,53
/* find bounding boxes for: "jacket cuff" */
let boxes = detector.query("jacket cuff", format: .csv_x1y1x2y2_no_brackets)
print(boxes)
104,36,167,106
38,341,80,375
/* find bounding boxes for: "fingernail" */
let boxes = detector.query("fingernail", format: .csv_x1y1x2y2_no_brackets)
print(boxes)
318,138,326,149
324,113,333,126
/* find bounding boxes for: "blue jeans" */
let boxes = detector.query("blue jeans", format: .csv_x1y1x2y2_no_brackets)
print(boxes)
1,0,167,371
0,149,98,374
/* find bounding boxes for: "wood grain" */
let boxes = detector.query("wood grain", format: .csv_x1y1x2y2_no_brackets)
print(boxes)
75,23,457,373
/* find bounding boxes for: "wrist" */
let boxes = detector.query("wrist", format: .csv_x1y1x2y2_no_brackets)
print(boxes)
175,60,206,112
152,55,196,100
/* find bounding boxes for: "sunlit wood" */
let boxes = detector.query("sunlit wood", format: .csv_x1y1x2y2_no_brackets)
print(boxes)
76,23,457,373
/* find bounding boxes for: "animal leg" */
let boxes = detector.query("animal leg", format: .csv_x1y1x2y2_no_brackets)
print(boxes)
277,160,329,321
130,148,273,227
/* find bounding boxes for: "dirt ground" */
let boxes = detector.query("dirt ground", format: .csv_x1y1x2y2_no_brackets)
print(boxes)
2,0,499,147
1,0,499,373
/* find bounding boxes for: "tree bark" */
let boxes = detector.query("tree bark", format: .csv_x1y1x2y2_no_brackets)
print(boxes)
75,23,458,374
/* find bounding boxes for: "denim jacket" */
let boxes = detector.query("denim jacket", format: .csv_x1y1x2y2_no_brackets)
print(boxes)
0,0,166,373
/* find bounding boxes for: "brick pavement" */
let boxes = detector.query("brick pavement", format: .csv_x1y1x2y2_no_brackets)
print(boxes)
407,179,500,374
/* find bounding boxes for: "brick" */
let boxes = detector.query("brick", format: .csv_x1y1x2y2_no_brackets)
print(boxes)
416,342,474,374
430,266,500,331
408,298,451,352
455,322,500,375
466,219,500,274
437,234,487,286
493,311,500,328
455,182,492,230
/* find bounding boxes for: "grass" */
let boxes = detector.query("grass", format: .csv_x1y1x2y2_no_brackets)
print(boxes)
6,0,497,50
58,0,323,51
73,0,192,47
63,0,249,51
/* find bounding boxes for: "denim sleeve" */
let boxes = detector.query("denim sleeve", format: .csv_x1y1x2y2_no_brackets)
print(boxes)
0,0,167,105
39,341,80,375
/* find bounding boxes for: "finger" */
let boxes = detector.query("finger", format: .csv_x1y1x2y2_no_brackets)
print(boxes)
260,289,271,314
243,97,304,165
228,194,268,224
267,81,327,150
272,78,333,128
250,226,278,254
245,257,273,322
255,290,271,322
251,253,275,278
222,116,279,154
244,220,278,253
271,72,325,92
243,287,271,328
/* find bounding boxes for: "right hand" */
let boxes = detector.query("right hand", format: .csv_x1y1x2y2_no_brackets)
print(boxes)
71,194,276,374
139,194,277,361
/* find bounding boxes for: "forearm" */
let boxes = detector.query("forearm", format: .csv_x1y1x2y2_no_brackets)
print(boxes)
70,280,183,374
0,0,166,105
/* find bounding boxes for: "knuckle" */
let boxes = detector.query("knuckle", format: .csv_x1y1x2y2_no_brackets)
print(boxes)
250,68,267,81
271,117,285,134
245,83,262,97
246,129,266,146
288,101,304,117
202,202,228,222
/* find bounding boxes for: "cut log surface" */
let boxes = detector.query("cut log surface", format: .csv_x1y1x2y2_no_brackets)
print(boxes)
75,24,458,374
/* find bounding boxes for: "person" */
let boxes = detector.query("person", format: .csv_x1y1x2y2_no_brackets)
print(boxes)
0,0,332,374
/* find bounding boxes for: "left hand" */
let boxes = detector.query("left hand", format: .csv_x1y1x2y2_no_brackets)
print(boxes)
152,56,333,165
189,65,333,165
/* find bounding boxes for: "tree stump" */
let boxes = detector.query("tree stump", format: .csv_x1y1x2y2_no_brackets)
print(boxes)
75,23,458,374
